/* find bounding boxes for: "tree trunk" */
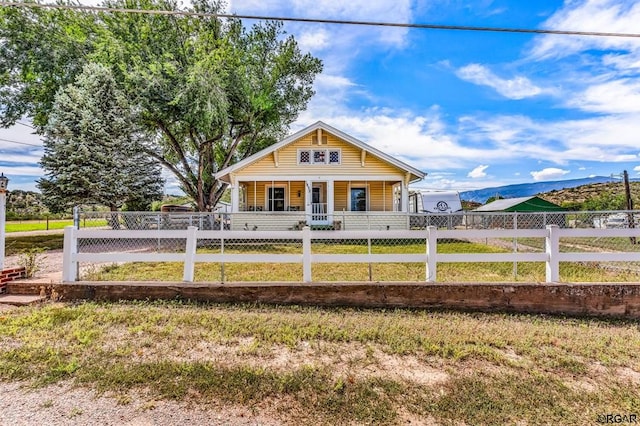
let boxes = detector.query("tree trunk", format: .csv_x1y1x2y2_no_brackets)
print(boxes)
108,205,120,229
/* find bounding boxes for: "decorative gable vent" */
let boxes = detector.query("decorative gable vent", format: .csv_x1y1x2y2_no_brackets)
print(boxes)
311,135,328,145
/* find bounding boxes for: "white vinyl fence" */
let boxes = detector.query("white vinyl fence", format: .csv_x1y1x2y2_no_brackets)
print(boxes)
62,225,640,283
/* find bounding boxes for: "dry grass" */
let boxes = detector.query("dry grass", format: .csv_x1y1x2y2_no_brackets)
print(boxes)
1,301,639,424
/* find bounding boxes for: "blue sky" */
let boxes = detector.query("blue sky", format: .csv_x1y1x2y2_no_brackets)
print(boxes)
2,0,640,192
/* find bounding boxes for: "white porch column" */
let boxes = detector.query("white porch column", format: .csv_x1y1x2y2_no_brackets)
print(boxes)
327,180,334,223
304,179,312,224
231,177,240,213
400,181,408,212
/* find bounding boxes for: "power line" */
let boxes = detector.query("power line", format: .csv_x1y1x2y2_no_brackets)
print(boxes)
2,1,640,39
0,137,42,148
16,121,35,130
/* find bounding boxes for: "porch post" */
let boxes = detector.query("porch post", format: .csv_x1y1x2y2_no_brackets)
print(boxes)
305,179,312,224
327,180,334,223
231,179,240,213
400,181,408,212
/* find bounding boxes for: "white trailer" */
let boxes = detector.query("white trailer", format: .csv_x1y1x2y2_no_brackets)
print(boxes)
409,190,463,229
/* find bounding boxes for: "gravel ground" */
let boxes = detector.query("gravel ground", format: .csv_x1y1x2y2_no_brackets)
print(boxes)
0,381,280,426
4,249,64,277
2,245,283,425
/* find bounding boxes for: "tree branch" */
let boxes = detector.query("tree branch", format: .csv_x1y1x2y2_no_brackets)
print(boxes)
155,119,195,183
145,149,196,200
219,130,250,171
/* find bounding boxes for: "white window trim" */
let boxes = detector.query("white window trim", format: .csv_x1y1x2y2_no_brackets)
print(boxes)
264,184,288,212
349,185,369,212
298,149,311,165
328,149,341,165
297,148,341,165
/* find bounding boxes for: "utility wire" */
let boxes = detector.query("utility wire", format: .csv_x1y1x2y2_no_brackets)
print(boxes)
0,137,42,148
15,121,35,130
1,1,640,39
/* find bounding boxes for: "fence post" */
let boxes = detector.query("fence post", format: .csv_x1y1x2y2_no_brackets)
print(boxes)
73,205,80,229
183,226,197,282
368,235,372,281
302,226,312,283
426,226,437,282
545,225,559,283
62,226,77,282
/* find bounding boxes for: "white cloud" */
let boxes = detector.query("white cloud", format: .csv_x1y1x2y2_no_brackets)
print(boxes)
530,168,570,181
297,29,330,52
531,0,640,60
468,165,489,179
0,124,42,147
0,165,44,177
602,53,640,71
229,0,412,48
459,113,640,165
456,64,543,100
634,165,640,174
565,79,640,114
308,109,498,172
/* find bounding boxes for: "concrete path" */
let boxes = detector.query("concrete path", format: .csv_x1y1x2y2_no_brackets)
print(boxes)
6,228,65,237
0,294,46,306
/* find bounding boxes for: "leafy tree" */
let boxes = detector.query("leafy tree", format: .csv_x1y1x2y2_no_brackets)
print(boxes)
0,4,96,127
37,63,164,213
582,192,626,211
1,0,323,211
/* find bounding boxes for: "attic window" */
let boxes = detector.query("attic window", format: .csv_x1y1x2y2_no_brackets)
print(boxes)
313,150,326,164
298,149,341,165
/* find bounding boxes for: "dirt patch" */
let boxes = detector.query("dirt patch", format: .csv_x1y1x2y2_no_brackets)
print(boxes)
616,367,640,385
0,381,281,426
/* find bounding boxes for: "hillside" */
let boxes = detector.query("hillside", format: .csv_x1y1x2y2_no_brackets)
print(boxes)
460,176,618,203
538,181,640,210
6,190,50,218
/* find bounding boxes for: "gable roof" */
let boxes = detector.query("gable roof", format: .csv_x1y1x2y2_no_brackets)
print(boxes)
474,196,565,212
214,121,426,182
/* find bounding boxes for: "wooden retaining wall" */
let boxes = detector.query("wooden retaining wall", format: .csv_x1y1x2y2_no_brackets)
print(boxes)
8,281,640,319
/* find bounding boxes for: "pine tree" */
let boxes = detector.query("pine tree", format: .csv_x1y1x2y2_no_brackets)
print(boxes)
38,63,164,214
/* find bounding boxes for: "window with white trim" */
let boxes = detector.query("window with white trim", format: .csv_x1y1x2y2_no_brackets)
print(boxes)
267,186,286,211
350,187,367,211
298,149,340,165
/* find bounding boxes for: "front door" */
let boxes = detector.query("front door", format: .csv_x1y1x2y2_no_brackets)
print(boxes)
311,183,328,224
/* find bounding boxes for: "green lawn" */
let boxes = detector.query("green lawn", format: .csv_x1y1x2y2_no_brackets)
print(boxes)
1,302,638,424
5,219,109,233
5,234,64,256
6,219,75,233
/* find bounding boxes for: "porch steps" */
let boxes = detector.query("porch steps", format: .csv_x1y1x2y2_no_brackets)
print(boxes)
0,294,46,306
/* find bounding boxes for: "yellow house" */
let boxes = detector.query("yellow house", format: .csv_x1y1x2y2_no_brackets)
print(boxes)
215,121,426,230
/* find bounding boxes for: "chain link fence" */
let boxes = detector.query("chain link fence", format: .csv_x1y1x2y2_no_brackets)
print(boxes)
75,210,640,282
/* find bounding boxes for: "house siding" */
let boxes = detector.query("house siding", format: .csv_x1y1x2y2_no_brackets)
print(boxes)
243,181,305,211
237,133,404,178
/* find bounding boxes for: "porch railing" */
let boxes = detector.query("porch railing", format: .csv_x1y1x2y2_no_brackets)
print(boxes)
311,203,327,222
77,209,640,232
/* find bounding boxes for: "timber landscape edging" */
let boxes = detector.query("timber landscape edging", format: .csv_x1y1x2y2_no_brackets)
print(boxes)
8,281,640,319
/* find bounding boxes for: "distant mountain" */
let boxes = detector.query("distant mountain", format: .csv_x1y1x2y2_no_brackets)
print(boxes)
460,176,623,204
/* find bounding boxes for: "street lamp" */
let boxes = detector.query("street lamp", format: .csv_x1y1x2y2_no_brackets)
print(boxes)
0,173,9,271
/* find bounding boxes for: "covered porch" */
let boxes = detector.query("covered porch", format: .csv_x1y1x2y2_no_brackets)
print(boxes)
229,178,410,230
